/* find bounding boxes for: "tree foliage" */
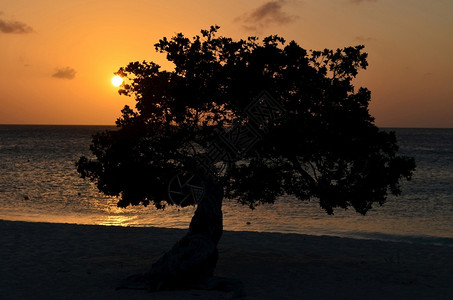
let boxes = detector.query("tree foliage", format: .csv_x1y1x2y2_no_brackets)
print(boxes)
77,26,415,215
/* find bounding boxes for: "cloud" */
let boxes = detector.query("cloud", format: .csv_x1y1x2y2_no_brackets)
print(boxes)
236,0,298,31
52,67,77,80
0,18,33,34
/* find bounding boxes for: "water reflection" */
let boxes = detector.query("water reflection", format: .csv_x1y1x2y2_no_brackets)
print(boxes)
98,215,139,227
1,126,452,245
93,203,195,229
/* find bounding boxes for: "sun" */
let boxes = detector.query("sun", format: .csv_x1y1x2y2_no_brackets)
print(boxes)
111,75,123,87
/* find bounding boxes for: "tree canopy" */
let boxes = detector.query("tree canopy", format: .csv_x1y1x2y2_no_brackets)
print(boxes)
77,25,415,215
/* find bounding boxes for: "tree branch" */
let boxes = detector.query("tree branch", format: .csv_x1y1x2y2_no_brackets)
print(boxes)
289,156,316,187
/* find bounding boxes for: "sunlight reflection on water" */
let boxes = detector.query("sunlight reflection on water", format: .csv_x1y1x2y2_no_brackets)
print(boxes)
0,126,452,246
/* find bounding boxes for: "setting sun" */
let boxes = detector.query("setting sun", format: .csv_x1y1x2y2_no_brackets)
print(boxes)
111,75,123,87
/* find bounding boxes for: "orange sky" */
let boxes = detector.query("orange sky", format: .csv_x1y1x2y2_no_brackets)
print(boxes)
1,0,452,127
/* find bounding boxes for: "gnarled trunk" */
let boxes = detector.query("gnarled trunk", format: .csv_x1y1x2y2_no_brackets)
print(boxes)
118,179,244,296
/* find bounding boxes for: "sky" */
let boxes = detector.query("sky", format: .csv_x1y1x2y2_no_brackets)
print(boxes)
1,0,452,127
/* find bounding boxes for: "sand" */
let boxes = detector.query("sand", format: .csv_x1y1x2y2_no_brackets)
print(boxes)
0,220,452,299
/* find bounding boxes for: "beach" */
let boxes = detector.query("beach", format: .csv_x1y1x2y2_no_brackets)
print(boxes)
0,220,452,299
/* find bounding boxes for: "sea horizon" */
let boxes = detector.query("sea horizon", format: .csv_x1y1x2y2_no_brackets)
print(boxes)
2,123,453,129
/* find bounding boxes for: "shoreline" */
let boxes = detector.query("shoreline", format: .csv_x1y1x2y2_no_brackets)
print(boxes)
2,215,452,248
1,220,452,299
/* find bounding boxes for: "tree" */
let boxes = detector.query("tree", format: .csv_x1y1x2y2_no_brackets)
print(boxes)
76,26,415,294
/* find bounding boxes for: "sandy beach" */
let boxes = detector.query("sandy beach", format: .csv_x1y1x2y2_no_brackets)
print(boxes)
0,220,452,299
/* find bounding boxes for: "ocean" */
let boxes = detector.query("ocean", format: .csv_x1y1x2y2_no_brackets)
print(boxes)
1,125,452,246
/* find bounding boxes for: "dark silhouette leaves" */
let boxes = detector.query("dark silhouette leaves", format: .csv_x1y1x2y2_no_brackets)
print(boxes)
76,26,415,215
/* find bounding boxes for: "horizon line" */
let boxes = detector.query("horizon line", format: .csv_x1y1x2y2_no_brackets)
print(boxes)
1,124,453,129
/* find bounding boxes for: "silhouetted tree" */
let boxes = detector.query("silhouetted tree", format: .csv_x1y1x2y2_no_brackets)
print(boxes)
77,26,415,294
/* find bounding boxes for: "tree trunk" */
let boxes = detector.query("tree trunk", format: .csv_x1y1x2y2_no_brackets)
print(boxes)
117,178,245,297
